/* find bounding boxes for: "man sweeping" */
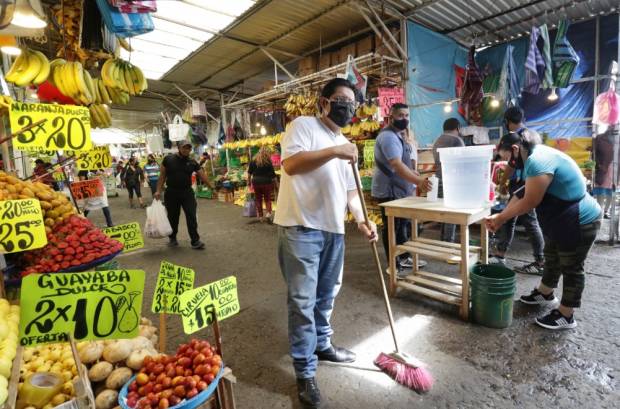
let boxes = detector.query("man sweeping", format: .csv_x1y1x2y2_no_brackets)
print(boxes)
275,78,377,408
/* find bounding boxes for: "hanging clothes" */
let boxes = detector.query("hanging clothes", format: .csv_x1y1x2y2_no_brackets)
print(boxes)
497,45,520,106
539,24,553,89
523,26,546,94
461,46,484,119
552,19,580,88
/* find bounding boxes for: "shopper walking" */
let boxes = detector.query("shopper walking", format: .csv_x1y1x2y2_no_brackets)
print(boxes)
78,170,113,227
143,154,160,197
432,118,465,243
372,103,431,273
275,78,377,409
155,140,214,249
592,127,617,219
486,131,601,330
248,146,278,222
490,107,545,274
122,157,146,209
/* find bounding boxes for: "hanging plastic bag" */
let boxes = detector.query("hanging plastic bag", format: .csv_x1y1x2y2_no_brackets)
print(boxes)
167,115,190,142
593,87,620,126
243,197,257,217
144,200,173,238
96,0,154,38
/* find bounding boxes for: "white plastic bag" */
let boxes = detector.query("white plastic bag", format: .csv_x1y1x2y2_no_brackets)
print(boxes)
144,200,173,238
167,114,190,141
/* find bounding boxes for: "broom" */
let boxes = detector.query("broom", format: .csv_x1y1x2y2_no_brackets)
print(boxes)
351,163,433,393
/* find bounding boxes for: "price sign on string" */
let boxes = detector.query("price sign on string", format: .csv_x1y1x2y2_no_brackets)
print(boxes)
70,179,103,200
0,199,47,254
363,140,375,166
179,276,239,334
151,261,195,314
378,87,405,117
74,146,112,171
18,270,145,346
9,102,92,151
102,222,144,253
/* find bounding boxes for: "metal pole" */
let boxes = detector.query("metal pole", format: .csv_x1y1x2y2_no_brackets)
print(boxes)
220,94,230,173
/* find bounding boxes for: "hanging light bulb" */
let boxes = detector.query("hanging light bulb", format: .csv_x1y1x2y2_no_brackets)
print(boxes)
443,103,452,113
0,35,21,56
548,87,558,101
260,125,267,136
11,0,46,29
490,98,500,108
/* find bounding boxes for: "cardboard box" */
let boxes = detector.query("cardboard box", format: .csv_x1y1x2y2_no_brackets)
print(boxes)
261,80,276,92
338,44,357,64
298,55,317,76
376,27,401,56
356,35,374,56
318,53,332,71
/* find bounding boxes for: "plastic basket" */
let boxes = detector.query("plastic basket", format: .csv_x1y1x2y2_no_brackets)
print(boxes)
118,365,225,409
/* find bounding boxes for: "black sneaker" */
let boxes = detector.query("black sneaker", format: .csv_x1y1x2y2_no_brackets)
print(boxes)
520,288,559,307
296,377,322,408
535,309,577,330
191,240,205,250
315,345,356,363
515,262,544,275
168,238,179,247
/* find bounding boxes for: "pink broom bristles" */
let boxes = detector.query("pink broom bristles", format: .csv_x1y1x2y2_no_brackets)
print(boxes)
374,352,434,393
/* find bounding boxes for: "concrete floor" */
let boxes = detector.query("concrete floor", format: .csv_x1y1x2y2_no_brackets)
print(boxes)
92,191,619,409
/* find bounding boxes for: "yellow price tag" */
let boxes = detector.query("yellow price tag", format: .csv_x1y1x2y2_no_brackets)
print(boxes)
179,276,239,334
74,146,112,171
19,270,146,346
10,102,92,151
0,199,47,254
151,261,195,314
102,222,144,253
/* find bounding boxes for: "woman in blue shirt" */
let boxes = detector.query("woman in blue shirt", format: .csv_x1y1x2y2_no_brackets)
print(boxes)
486,131,601,330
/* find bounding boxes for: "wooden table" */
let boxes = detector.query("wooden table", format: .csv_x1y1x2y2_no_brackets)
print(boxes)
379,197,490,320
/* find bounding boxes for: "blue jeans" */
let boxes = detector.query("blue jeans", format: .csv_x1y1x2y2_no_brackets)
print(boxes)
277,226,344,379
148,179,158,196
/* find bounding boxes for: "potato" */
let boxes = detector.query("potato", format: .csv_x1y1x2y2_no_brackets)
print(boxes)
105,367,132,390
102,340,132,363
130,336,153,352
95,389,118,409
77,341,104,364
88,361,113,382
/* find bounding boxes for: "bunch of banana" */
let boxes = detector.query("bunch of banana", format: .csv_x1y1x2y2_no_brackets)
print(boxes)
89,104,112,129
5,49,50,87
50,60,95,105
0,95,13,114
101,58,147,96
283,93,319,117
356,103,379,118
51,0,82,62
360,120,381,132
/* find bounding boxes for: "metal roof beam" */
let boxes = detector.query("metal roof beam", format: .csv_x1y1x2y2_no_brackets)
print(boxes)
260,47,296,79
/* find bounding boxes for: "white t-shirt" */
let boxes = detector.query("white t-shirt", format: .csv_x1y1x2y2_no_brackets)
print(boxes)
274,116,356,234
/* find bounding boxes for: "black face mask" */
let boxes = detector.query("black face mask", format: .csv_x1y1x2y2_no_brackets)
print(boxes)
392,118,409,131
327,101,355,128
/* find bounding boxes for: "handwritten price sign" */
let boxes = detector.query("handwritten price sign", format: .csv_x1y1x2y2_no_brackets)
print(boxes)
75,146,112,171
102,222,143,253
151,261,195,314
18,270,145,346
179,276,239,334
70,179,103,200
10,102,92,151
378,87,405,117
0,199,47,254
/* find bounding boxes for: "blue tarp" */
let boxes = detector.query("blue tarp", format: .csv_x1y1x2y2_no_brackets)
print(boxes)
406,22,467,147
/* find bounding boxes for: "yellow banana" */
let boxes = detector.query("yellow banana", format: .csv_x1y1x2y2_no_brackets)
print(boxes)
60,63,78,98
32,50,50,85
14,50,42,87
101,59,116,88
93,78,102,104
119,63,132,94
98,78,111,104
82,69,96,104
5,50,29,83
117,37,132,52
72,62,92,104
128,64,145,94
89,105,102,128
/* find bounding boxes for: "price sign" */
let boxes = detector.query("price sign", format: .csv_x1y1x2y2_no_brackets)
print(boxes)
18,270,145,346
151,261,195,314
363,140,375,166
9,102,92,151
378,87,405,117
0,199,47,254
179,276,239,334
102,222,144,253
70,179,103,200
75,146,112,171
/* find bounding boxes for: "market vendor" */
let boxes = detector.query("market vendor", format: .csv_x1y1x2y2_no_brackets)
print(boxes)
275,78,377,409
486,131,601,330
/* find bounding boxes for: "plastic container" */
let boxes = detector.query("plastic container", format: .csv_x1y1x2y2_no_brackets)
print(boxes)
470,264,516,329
438,145,495,208
427,174,438,201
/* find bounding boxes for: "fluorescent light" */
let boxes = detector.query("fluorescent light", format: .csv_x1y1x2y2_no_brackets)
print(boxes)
11,0,46,29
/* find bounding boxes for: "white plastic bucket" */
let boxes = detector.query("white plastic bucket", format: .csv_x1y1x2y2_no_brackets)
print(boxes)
438,145,495,209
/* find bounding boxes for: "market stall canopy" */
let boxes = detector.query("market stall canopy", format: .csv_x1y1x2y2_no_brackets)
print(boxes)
91,128,140,145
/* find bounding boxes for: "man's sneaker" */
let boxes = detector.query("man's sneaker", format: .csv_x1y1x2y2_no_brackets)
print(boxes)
168,238,179,247
515,262,544,275
535,309,577,330
296,377,322,408
488,255,506,265
191,240,205,250
398,256,427,270
520,288,560,307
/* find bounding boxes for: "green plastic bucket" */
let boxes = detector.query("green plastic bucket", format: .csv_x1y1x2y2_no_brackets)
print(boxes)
470,264,516,328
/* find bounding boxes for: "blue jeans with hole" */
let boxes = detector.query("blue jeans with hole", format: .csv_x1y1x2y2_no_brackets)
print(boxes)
277,226,344,379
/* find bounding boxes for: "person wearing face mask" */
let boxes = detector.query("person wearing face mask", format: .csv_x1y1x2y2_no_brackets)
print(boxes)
372,103,432,273
490,107,546,274
432,118,465,243
275,78,377,409
486,131,601,330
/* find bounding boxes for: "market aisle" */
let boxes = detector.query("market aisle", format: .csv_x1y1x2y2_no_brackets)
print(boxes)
92,192,620,409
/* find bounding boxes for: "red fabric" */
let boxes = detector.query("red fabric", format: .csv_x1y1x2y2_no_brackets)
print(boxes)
108,0,157,13
454,65,466,118
253,183,273,217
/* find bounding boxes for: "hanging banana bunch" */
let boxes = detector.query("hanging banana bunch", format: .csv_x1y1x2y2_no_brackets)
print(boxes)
5,48,51,87
47,59,96,105
101,58,148,96
89,104,112,129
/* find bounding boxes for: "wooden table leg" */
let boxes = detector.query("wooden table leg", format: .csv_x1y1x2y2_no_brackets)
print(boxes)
388,215,397,295
460,224,470,320
411,218,419,273
480,221,489,264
